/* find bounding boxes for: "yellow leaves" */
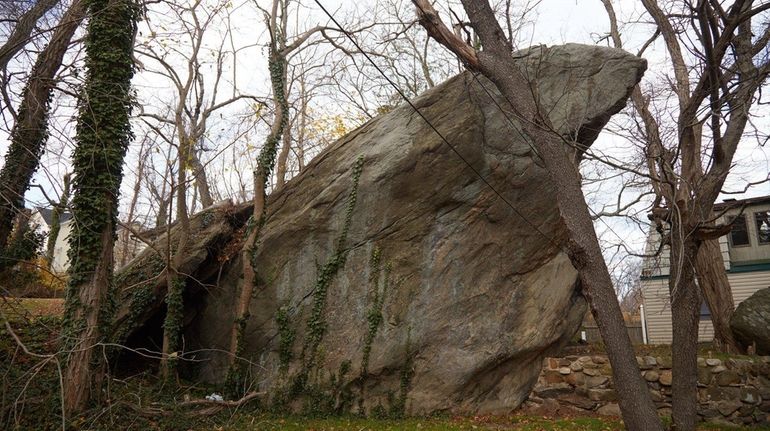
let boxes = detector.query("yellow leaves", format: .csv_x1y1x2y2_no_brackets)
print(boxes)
306,111,362,146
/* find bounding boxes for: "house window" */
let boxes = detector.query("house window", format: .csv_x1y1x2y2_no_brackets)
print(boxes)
729,214,750,246
699,301,711,321
756,211,770,244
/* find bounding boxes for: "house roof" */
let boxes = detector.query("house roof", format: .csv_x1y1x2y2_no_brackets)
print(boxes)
713,195,770,211
34,206,73,226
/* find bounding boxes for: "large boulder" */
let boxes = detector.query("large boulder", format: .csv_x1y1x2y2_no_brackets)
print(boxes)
115,43,646,415
731,287,770,354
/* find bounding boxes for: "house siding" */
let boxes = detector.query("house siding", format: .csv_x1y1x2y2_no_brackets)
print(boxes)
640,198,770,344
641,270,770,344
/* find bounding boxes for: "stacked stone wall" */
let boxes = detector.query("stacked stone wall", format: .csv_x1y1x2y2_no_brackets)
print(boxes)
526,354,770,426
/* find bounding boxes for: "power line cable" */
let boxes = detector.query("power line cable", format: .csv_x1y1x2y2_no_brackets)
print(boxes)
311,0,565,252
467,72,646,254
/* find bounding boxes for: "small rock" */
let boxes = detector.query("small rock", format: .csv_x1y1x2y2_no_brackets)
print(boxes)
585,375,609,389
706,358,722,367
644,371,660,382
527,395,544,404
644,356,657,367
699,403,720,418
658,406,672,418
712,365,727,373
698,368,713,386
698,357,706,367
706,386,741,401
741,387,761,405
649,390,664,402
600,364,613,376
658,356,672,369
559,367,572,375
716,370,741,386
717,400,742,416
659,370,673,386
592,356,608,364
739,403,755,416
547,358,560,370
543,370,564,384
597,403,622,417
534,382,572,398
754,409,767,422
565,371,585,387
583,368,601,376
588,388,616,402
560,393,597,410
569,361,583,372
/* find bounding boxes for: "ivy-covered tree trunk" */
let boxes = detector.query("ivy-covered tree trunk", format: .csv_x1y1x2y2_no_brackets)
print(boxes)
160,135,192,380
0,0,84,257
62,0,136,415
227,50,288,379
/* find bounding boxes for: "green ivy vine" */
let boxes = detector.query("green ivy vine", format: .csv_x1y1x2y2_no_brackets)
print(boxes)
302,155,364,370
63,0,138,348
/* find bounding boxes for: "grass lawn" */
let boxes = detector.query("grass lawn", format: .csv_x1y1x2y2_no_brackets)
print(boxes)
138,413,758,430
0,296,64,319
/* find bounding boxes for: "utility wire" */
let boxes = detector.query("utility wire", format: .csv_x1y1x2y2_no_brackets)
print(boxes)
312,0,565,252
468,73,646,255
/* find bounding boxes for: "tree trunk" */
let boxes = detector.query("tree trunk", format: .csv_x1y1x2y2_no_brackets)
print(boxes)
119,143,146,267
62,0,135,414
275,120,291,188
0,0,84,254
412,2,662,429
228,51,288,373
63,224,114,413
190,150,214,208
695,238,741,353
160,119,193,381
0,0,59,71
156,195,170,228
669,234,701,431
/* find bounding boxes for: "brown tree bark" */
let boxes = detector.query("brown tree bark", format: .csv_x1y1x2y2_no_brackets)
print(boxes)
411,2,663,430
696,238,741,353
0,0,60,71
63,224,114,413
669,226,702,431
275,118,292,188
190,150,214,208
0,0,84,254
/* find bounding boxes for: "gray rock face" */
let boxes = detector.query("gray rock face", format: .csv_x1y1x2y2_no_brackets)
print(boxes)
123,44,645,415
732,287,770,354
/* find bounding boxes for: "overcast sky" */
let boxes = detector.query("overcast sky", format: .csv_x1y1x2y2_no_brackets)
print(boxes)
1,0,768,260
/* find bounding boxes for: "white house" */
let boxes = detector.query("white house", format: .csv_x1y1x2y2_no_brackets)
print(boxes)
30,207,146,273
640,195,770,344
29,206,73,273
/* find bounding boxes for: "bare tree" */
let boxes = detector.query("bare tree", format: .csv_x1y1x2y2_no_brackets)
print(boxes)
600,1,770,428
136,0,258,211
228,0,361,383
0,0,83,256
410,1,662,430
62,0,136,414
0,0,60,72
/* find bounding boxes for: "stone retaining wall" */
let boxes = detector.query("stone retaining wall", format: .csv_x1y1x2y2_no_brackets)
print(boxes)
525,354,770,426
